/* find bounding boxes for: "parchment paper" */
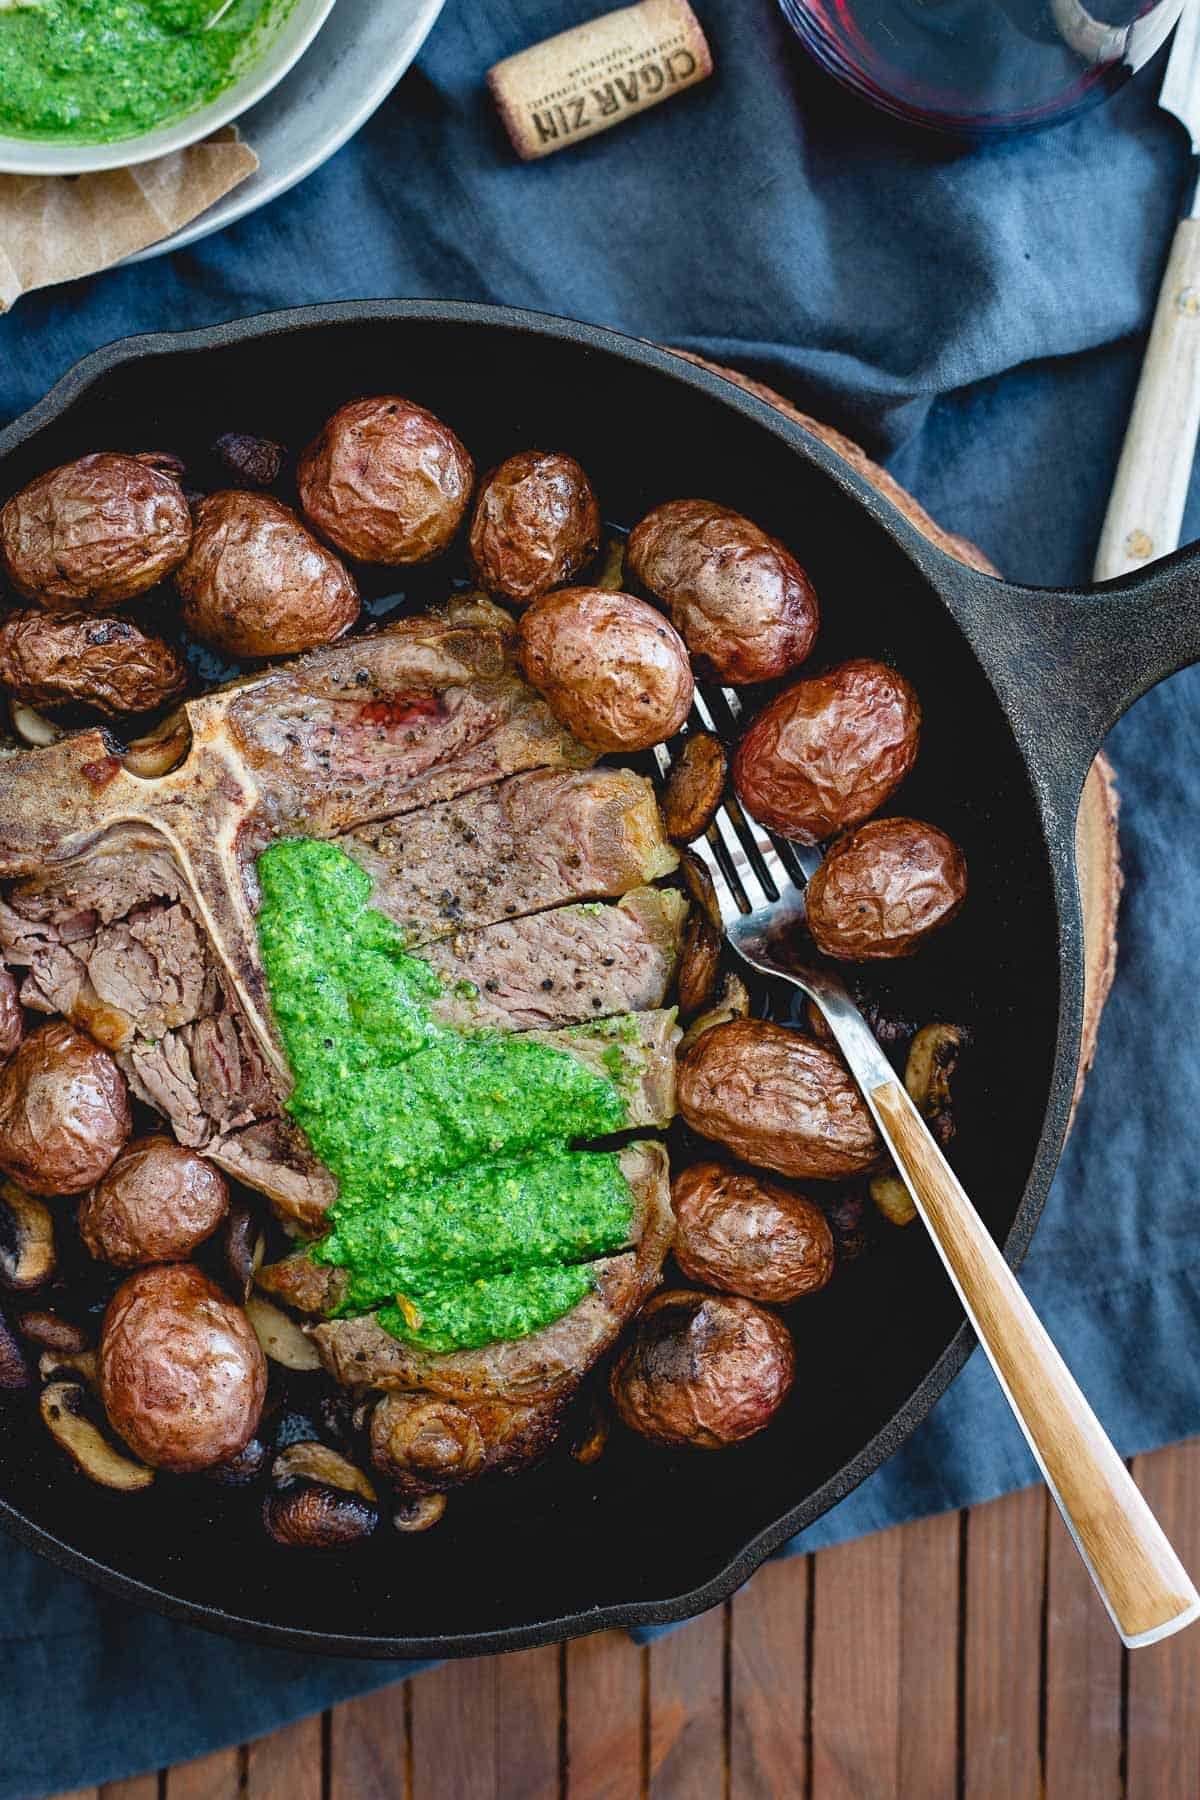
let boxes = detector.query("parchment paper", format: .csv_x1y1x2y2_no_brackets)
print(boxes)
0,127,258,313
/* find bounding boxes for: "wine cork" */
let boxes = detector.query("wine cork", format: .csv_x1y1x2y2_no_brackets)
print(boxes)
488,0,713,162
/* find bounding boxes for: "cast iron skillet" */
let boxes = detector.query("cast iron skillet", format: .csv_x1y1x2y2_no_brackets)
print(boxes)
0,301,1198,1659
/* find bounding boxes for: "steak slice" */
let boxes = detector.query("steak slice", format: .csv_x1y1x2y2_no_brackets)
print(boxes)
338,766,677,945
308,1140,674,1401
420,887,687,1032
369,1388,568,1496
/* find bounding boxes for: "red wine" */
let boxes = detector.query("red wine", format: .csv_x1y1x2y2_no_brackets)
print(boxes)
779,0,1182,135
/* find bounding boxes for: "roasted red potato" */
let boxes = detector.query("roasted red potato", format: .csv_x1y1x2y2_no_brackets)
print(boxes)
671,1161,835,1301
177,491,359,658
733,658,920,843
804,816,968,959
298,396,474,564
518,587,693,751
0,610,187,717
610,1290,795,1447
0,1021,130,1195
0,453,192,610
676,1018,882,1180
627,499,818,684
99,1264,266,1472
0,969,22,1063
468,451,600,603
80,1137,230,1268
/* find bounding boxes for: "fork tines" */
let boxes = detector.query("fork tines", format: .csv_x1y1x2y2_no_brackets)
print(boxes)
656,683,818,927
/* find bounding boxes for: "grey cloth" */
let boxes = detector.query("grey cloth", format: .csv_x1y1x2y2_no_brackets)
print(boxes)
2,3,1200,1792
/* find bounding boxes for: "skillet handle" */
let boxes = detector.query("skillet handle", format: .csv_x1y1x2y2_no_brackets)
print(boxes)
952,539,1200,817
870,1079,1200,1649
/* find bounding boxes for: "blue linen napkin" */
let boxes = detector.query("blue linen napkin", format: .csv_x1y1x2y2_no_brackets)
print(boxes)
3,3,1200,1792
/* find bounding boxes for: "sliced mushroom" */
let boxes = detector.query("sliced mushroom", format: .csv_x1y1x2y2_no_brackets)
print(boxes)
205,1437,269,1485
0,1311,29,1389
678,845,722,930
9,701,63,748
122,707,192,779
222,1202,265,1304
273,1440,376,1504
38,1347,99,1385
869,1173,917,1228
676,911,722,1019
677,972,751,1056
212,433,285,488
595,537,627,591
245,1294,322,1370
905,1022,969,1147
18,1308,88,1352
661,731,727,844
39,1380,154,1490
263,1484,378,1548
392,1494,447,1534
0,1182,54,1290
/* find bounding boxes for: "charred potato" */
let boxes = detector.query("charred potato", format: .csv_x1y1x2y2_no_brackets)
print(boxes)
0,1021,130,1195
99,1264,266,1473
0,968,22,1063
660,730,726,843
518,587,693,751
297,396,474,564
677,1018,882,1180
79,1137,229,1268
733,659,921,843
0,610,187,718
468,450,600,603
177,491,360,658
611,1290,795,1447
805,817,968,959
0,453,192,610
627,499,818,684
671,1162,835,1301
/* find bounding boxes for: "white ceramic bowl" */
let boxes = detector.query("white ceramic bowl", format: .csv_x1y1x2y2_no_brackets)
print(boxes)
0,0,337,176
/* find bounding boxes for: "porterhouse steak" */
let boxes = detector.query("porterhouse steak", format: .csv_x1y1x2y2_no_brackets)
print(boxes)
0,597,683,1430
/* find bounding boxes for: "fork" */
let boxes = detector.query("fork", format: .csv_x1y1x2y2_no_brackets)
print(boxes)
661,689,1200,1648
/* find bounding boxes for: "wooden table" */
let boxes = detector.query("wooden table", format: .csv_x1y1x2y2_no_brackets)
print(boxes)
55,1435,1198,1800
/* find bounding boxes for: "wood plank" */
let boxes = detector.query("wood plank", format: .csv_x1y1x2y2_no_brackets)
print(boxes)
1127,1439,1200,1800
962,1485,1045,1800
810,1527,902,1798
330,1684,408,1800
729,1554,808,1800
566,1630,644,1800
163,1749,240,1800
897,1511,960,1800
647,1606,725,1797
246,1714,322,1800
1043,1503,1123,1800
101,1780,158,1800
495,1647,561,1800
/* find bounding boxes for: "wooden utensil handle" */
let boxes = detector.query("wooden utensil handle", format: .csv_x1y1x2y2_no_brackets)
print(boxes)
1095,215,1200,582
871,1079,1200,1647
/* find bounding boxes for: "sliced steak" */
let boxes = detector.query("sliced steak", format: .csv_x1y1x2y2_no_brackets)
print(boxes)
421,887,687,1032
369,1388,568,1496
208,1118,338,1234
339,766,677,945
309,1140,674,1400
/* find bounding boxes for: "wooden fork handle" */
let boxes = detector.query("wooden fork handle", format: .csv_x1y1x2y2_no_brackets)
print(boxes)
871,1079,1200,1647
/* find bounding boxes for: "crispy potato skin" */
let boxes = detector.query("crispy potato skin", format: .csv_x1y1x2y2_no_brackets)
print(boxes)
80,1137,229,1268
734,658,920,844
661,729,726,843
297,396,474,564
627,500,818,684
0,969,22,1063
100,1264,266,1472
0,1021,130,1195
469,451,600,604
0,610,187,717
177,491,359,658
805,816,968,960
677,1018,882,1180
611,1289,795,1447
518,587,693,751
671,1161,835,1301
0,454,191,611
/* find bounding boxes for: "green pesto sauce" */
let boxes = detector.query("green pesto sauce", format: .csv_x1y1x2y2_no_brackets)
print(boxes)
256,839,635,1354
0,0,284,144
